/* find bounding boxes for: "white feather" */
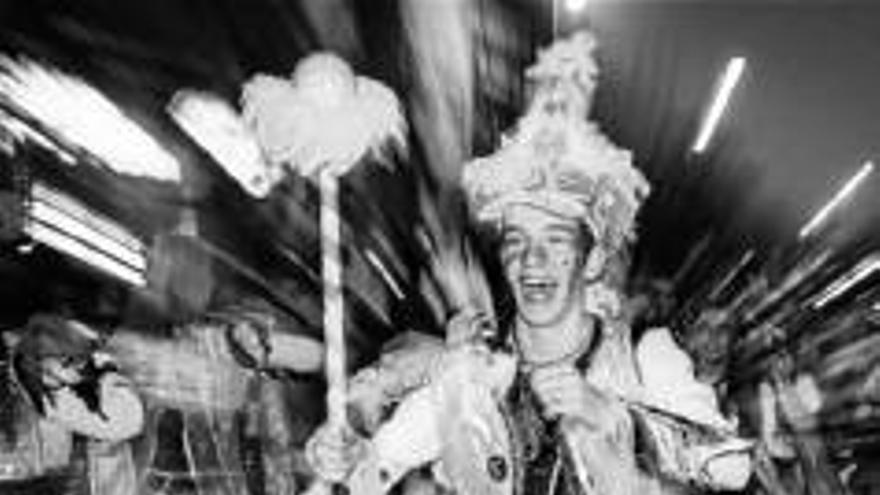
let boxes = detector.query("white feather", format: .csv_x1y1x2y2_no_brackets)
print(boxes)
241,53,406,178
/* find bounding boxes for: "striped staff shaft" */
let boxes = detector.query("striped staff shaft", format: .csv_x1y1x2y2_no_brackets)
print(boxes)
320,168,347,428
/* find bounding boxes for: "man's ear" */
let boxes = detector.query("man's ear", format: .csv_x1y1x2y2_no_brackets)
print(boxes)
584,248,606,281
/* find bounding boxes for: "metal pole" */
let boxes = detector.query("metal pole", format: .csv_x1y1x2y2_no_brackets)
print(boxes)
552,0,558,38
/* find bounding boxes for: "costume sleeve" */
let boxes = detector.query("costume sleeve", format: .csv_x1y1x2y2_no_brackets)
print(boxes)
345,340,515,495
316,334,444,493
346,381,444,494
634,328,753,491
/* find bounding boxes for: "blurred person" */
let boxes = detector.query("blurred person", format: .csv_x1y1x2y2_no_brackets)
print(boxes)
108,298,322,495
754,346,846,495
0,314,144,495
305,32,752,495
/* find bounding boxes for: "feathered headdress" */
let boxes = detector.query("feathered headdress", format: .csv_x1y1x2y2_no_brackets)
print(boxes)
462,31,649,257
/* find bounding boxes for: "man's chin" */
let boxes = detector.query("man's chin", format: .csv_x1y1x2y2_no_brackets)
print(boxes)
518,305,565,328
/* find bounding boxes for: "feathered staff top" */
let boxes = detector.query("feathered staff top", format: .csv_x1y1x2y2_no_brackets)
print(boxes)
241,53,406,178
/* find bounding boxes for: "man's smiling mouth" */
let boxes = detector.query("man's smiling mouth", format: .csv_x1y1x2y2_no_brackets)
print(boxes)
520,276,558,303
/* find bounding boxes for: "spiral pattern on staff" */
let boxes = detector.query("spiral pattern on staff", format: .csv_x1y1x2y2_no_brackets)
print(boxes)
320,170,347,427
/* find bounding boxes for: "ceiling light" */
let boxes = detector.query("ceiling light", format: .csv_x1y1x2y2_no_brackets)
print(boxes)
168,90,276,197
25,182,147,286
565,0,588,13
692,57,747,154
799,161,874,239
812,254,880,309
0,57,180,182
25,221,146,287
31,183,143,254
30,201,145,271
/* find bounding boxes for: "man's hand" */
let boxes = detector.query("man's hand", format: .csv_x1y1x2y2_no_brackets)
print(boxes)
305,423,368,483
529,365,620,433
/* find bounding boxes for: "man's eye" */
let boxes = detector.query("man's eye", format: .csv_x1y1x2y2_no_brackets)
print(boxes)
548,235,574,245
502,235,525,250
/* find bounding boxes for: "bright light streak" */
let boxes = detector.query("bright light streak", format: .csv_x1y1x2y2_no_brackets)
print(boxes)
25,221,146,287
0,111,78,164
32,183,143,254
692,57,747,154
364,248,405,300
28,182,147,283
799,161,874,239
0,57,180,182
812,254,880,309
168,90,275,197
565,0,588,13
31,201,146,271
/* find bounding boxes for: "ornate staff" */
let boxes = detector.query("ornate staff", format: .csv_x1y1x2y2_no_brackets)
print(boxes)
242,54,406,431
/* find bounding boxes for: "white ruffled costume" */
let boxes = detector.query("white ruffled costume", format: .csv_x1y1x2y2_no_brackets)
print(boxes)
333,323,751,495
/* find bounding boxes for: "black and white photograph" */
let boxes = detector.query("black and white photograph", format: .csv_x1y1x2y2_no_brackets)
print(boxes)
0,0,878,494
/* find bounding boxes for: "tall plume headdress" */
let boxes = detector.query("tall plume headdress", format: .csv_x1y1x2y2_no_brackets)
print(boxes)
462,31,650,273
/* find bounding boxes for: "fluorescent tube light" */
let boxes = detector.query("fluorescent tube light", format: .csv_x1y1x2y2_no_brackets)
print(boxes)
812,254,880,309
168,90,275,197
30,200,146,271
799,161,874,239
25,220,146,287
32,183,143,254
0,57,180,182
692,57,747,154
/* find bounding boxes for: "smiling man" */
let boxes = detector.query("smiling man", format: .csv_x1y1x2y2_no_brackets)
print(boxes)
306,31,752,495
501,203,596,360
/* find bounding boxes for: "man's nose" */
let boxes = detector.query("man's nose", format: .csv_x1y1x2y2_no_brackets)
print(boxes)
522,241,548,268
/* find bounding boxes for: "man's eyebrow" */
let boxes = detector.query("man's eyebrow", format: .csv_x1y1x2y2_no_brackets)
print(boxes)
544,224,579,234
501,225,526,236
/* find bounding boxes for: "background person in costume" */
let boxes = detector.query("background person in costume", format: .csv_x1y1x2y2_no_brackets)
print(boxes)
0,314,144,495
306,31,753,495
108,298,323,495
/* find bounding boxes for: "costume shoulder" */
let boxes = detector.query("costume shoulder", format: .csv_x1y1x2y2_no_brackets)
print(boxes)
635,327,731,430
634,328,754,491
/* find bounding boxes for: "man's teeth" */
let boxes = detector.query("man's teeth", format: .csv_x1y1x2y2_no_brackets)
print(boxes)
521,278,556,290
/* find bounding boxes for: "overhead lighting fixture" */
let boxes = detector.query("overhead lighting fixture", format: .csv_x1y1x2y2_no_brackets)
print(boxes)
0,110,73,162
31,183,144,256
565,0,588,13
0,57,180,182
799,161,874,239
691,57,747,154
25,182,147,287
812,254,880,309
167,90,276,197
29,202,144,271
25,221,146,287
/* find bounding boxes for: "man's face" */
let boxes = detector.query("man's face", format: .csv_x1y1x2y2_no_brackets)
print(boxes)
500,203,591,328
